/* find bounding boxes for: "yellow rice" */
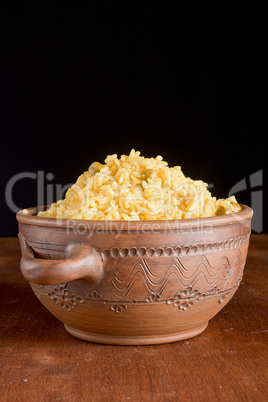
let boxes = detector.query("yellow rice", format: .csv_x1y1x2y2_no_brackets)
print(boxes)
37,149,241,220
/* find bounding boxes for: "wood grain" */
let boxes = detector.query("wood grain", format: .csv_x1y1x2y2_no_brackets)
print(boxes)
0,235,267,401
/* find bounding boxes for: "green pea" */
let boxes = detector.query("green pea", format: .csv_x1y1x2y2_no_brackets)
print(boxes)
89,162,103,175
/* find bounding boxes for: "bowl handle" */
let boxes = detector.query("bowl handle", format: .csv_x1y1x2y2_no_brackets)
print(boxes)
18,234,104,286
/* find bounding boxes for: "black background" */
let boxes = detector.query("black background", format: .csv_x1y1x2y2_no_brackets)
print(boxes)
1,3,267,236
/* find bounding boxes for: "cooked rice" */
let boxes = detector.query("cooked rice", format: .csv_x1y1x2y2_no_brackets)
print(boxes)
37,149,241,220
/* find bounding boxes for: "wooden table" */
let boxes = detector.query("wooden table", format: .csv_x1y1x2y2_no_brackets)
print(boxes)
1,235,267,401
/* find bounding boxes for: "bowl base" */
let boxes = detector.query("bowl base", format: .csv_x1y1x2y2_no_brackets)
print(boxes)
64,322,208,345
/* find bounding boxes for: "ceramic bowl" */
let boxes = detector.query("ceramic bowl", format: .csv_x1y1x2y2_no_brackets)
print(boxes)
17,205,253,345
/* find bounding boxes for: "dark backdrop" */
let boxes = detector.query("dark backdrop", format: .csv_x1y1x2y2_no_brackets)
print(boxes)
1,3,266,236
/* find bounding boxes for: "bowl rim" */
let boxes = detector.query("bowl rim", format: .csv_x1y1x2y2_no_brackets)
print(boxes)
16,204,253,231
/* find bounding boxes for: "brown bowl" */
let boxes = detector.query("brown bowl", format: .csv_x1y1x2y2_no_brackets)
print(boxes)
17,205,253,345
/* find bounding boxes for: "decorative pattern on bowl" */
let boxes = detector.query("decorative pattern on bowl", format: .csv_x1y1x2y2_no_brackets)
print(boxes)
17,205,253,345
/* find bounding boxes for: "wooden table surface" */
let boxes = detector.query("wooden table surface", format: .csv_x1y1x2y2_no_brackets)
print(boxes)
1,235,267,402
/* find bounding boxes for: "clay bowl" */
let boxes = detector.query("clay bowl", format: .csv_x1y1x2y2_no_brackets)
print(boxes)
17,205,253,345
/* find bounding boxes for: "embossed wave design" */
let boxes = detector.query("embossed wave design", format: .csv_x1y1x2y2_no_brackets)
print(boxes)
109,251,242,298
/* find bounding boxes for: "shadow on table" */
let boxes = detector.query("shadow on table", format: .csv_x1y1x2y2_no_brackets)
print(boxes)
1,275,73,348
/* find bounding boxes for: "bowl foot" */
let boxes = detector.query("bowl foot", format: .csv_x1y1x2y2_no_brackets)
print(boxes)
64,322,208,345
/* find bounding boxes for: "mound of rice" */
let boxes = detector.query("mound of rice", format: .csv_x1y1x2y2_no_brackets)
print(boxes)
37,149,241,220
